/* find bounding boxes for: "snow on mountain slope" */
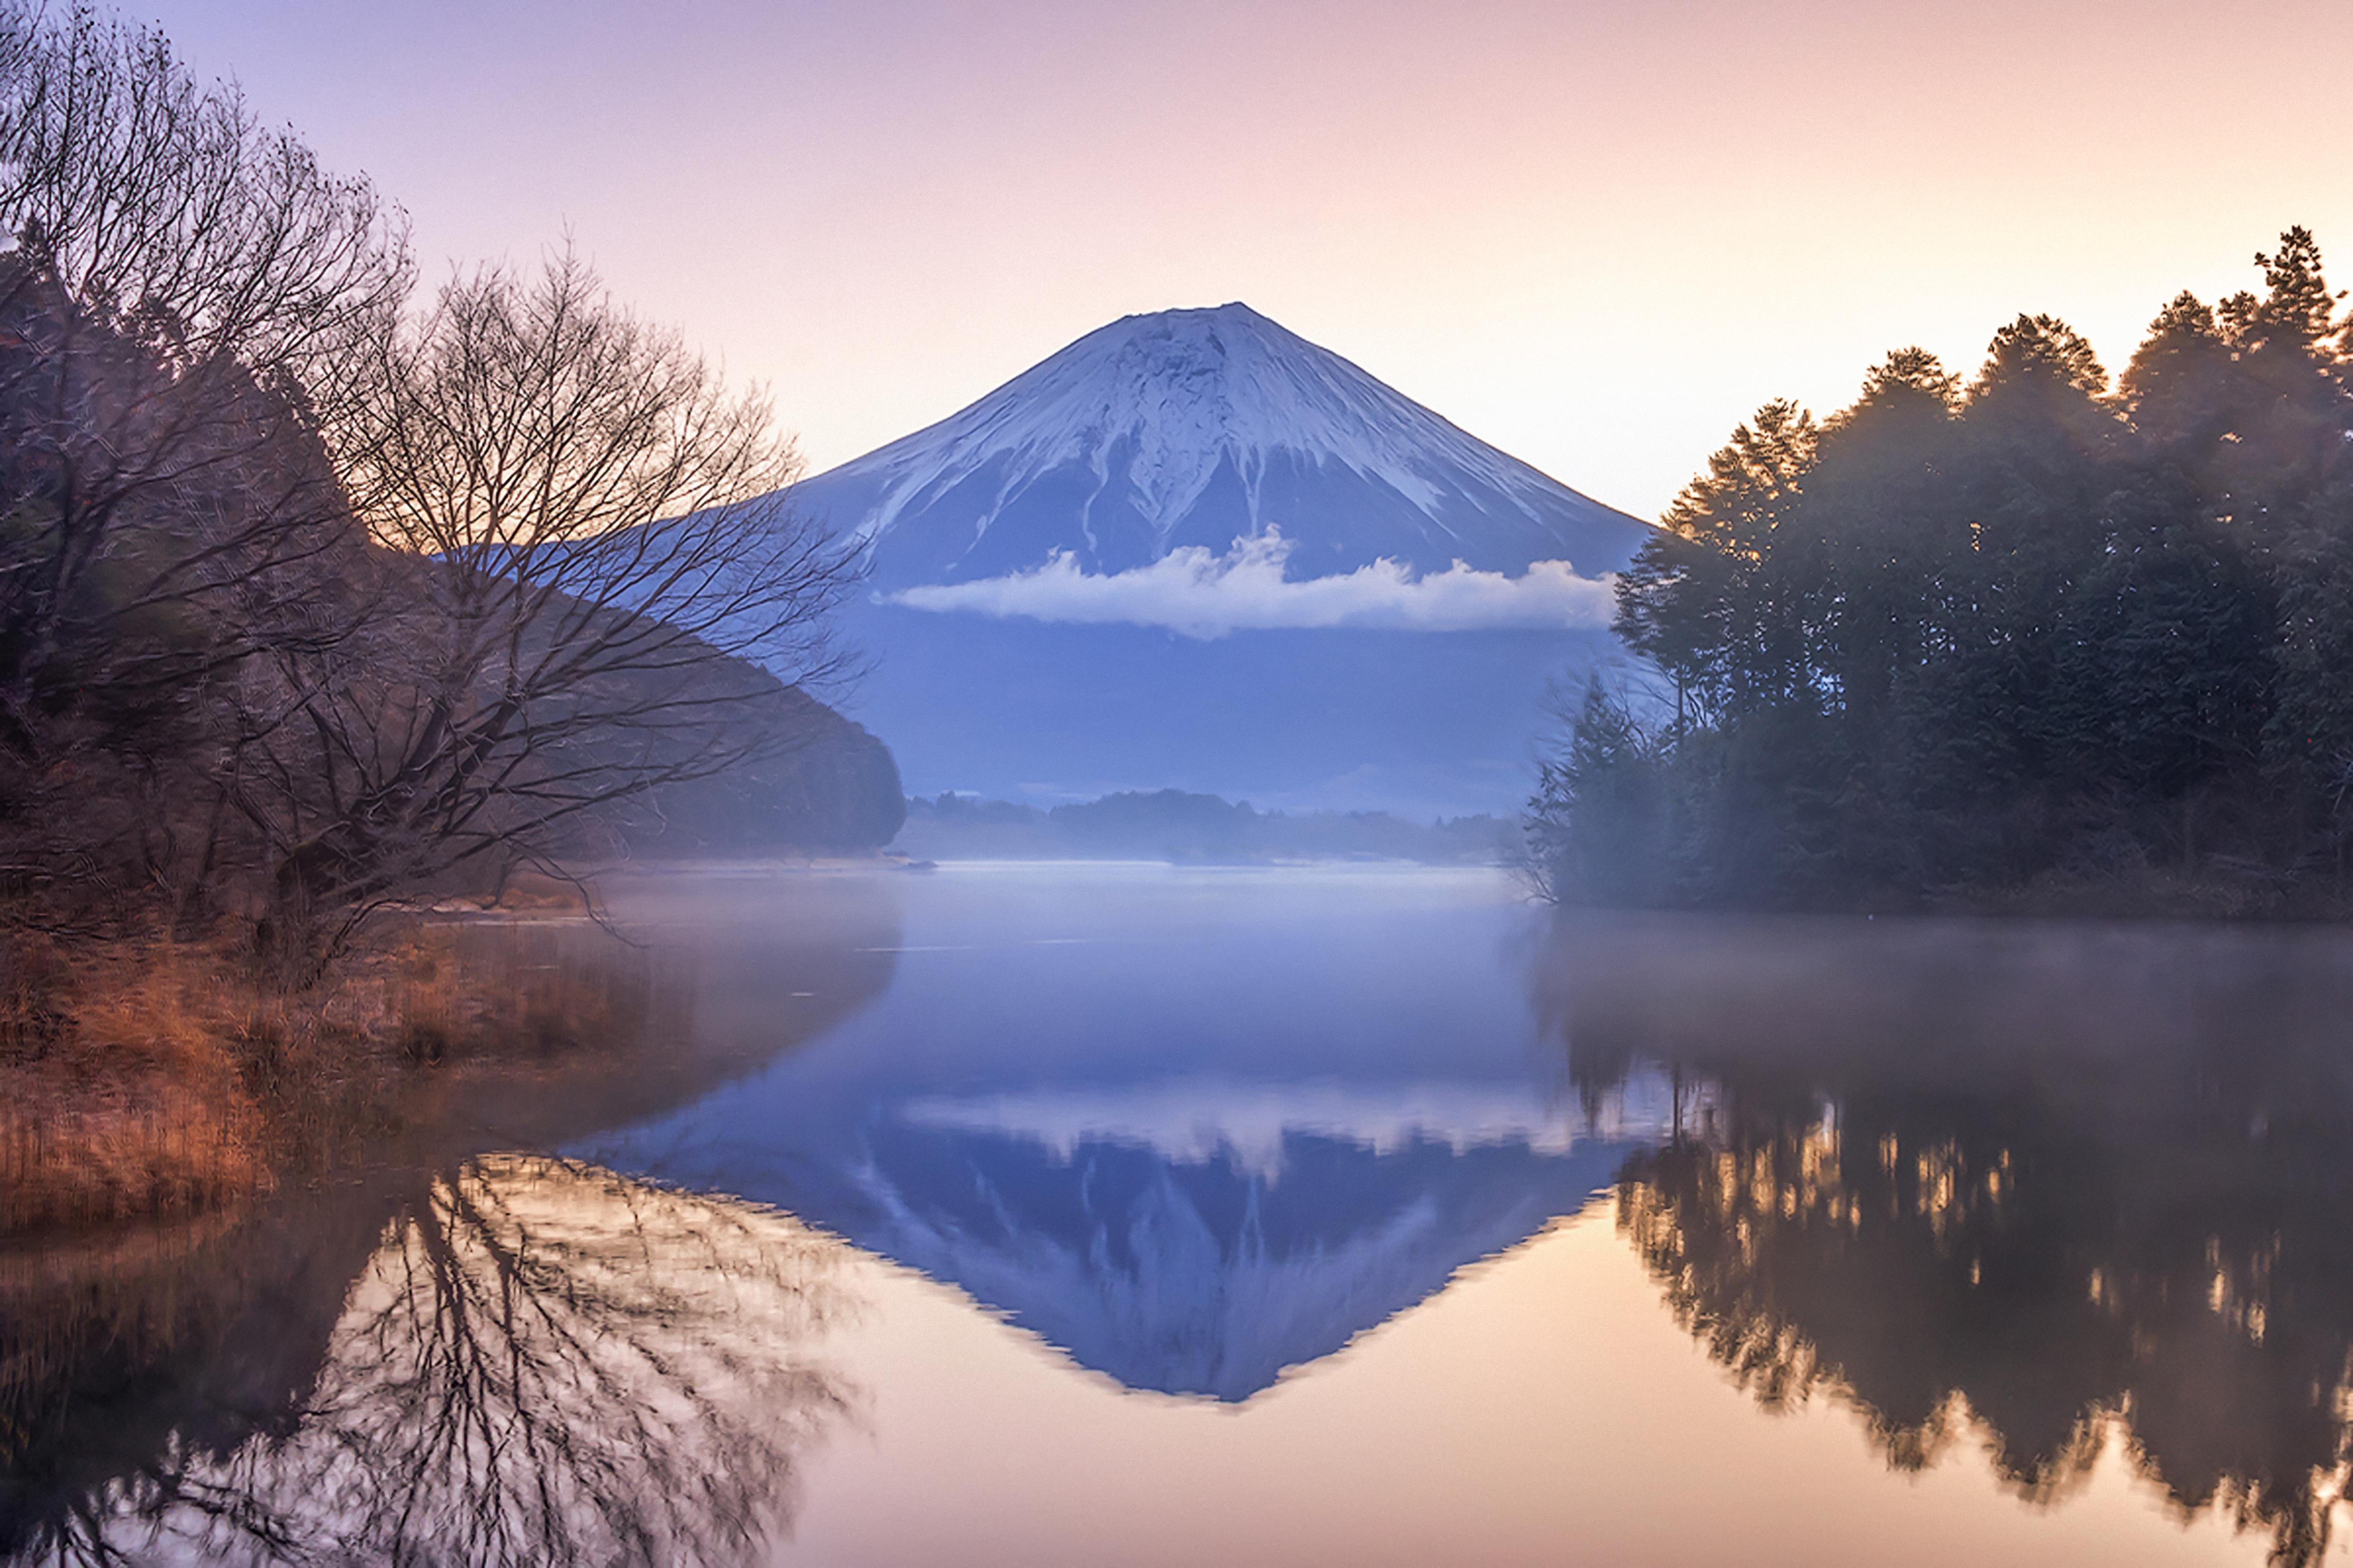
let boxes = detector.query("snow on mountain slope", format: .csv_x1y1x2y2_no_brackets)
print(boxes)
779,303,1651,592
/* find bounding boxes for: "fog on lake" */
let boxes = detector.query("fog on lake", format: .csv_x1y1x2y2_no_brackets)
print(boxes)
8,864,2353,1566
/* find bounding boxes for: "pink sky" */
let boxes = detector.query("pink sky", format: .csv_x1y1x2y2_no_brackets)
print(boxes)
143,0,2353,519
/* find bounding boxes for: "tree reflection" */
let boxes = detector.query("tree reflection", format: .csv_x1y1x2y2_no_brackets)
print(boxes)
4,1159,861,1566
1535,912,2353,1566
5,871,903,1566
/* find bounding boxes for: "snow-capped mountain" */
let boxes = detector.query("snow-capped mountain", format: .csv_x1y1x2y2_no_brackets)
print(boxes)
743,303,1650,815
783,303,1647,591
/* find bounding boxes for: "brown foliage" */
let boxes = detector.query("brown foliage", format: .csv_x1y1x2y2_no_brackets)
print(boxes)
0,936,269,1231
0,918,668,1236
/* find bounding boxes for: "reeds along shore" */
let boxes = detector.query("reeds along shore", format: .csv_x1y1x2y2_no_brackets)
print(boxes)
0,898,653,1238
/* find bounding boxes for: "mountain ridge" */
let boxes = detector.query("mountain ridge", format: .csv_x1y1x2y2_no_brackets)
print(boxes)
777,303,1651,592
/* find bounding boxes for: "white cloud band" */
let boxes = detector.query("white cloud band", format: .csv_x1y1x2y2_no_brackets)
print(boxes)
883,531,1616,639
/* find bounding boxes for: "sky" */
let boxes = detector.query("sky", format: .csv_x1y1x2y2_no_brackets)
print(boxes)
139,0,2353,522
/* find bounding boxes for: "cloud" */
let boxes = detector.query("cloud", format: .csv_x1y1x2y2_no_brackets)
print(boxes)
883,531,1617,638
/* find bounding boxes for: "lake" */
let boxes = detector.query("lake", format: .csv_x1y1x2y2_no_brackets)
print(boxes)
7,862,2353,1565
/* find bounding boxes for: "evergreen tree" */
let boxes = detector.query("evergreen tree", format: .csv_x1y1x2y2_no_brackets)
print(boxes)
1523,680,1667,905
1539,228,2353,911
1614,399,1819,724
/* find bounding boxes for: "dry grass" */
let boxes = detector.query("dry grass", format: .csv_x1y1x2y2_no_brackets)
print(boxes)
373,924,655,1067
1,937,274,1232
0,918,656,1238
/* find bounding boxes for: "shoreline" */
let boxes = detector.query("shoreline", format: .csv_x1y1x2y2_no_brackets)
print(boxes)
14,853,2347,1242
0,901,657,1240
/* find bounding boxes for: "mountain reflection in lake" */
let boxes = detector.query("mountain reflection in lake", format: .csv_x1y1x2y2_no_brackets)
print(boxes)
584,865,1665,1404
13,867,2353,1565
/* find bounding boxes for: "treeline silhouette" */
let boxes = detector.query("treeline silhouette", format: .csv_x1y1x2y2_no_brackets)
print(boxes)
897,788,1507,863
1529,228,2353,910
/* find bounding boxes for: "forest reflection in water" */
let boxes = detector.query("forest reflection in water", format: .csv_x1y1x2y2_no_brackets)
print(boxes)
2,873,907,1567
2,1159,861,1566
1533,912,2353,1568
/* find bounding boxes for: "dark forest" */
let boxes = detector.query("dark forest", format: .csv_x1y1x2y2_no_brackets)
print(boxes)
1526,228,2353,913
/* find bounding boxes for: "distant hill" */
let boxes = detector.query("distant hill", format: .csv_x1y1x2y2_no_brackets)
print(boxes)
626,684,905,855
540,615,904,857
895,788,1510,864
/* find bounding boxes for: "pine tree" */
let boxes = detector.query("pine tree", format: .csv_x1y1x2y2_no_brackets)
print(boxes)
1534,227,2353,908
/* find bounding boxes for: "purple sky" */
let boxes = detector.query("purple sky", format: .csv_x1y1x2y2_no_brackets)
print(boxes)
138,0,2353,518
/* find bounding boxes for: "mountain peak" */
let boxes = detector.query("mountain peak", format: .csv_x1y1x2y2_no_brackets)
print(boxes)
781,304,1650,590
1110,300,1269,328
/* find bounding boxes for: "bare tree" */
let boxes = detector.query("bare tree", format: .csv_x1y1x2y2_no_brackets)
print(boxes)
0,7,853,961
6,1158,862,1568
241,252,856,963
0,2,409,924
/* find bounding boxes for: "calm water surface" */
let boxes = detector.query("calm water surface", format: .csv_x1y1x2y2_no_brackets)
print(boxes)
10,863,2353,1566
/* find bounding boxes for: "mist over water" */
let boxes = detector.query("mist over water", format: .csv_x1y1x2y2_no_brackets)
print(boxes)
11,867,2353,1565
580,864,1652,1406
